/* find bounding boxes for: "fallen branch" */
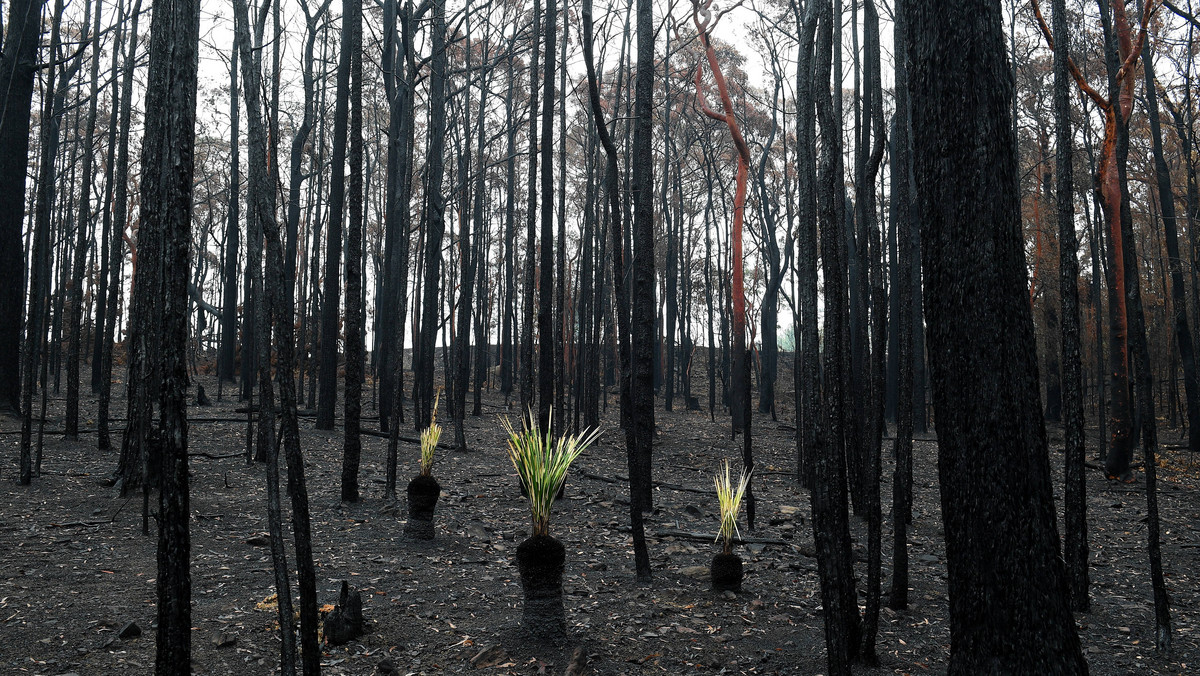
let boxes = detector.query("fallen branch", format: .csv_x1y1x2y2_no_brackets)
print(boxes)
188,451,244,460
654,528,792,547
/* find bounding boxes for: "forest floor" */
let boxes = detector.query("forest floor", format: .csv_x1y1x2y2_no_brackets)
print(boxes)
1,372,1198,675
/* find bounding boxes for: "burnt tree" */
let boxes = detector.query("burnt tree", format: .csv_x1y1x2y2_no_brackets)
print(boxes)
905,0,1088,671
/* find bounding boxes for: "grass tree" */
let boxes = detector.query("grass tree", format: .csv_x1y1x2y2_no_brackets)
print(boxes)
503,409,601,637
404,391,442,540
712,460,750,591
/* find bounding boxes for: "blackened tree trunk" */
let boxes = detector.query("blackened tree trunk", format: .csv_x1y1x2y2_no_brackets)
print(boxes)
416,0,448,430
342,0,364,502
22,0,71,484
904,1,1087,671
629,0,655,514
810,3,860,672
65,0,102,440
318,0,353,431
792,0,819,489
92,0,126,395
218,44,240,385
140,0,200,666
754,73,791,421
0,0,44,416
1143,25,1200,455
521,0,540,419
888,0,914,612
452,23,484,450
537,0,556,432
233,0,320,666
1052,0,1089,612
98,0,142,453
857,0,886,662
582,0,650,581
500,53,517,401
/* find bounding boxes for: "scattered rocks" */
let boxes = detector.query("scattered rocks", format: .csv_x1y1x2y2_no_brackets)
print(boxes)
212,630,236,648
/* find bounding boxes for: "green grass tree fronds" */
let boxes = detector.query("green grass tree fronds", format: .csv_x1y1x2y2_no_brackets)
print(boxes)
715,459,752,554
503,408,602,537
419,389,442,476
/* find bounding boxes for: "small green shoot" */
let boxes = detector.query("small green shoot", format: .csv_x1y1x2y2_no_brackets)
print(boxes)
503,408,601,537
419,389,442,476
714,459,751,554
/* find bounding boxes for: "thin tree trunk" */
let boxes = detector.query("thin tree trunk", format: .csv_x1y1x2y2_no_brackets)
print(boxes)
342,0,364,502
582,0,650,582
65,0,102,440
140,0,200,663
1052,0,1090,613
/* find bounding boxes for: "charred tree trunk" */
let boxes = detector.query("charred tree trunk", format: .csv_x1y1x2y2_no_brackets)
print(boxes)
582,0,650,582
318,0,353,431
906,0,1088,671
218,45,240,385
811,3,860,672
0,0,45,416
888,0,914,611
65,0,103,440
537,0,556,432
140,0,200,665
417,0,448,430
342,0,364,502
98,0,142,452
630,0,656,514
1051,0,1089,612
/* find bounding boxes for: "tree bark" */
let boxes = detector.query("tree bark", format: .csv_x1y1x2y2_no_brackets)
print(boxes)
318,0,353,431
0,0,45,416
1052,0,1090,613
140,0,200,666
342,0,364,502
630,0,655,514
905,0,1087,670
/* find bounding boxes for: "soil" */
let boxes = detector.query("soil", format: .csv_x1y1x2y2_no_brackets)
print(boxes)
1,373,1197,675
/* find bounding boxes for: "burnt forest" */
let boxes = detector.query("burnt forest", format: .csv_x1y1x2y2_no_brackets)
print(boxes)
1,0,1199,674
